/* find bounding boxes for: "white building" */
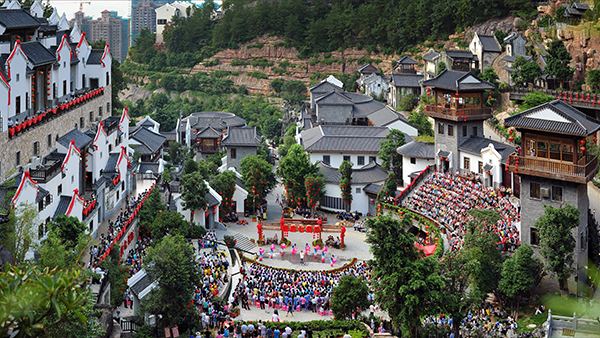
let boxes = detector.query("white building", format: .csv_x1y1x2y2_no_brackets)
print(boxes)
396,141,435,186
155,1,196,43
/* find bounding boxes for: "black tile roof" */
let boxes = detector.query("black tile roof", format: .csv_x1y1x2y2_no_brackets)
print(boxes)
20,41,55,66
309,80,342,92
501,55,533,63
104,153,120,173
363,183,382,195
478,34,502,52
130,126,166,154
422,69,495,91
35,186,49,203
53,195,72,218
195,125,221,138
504,100,600,136
367,106,412,128
396,141,435,159
445,49,476,59
458,136,515,162
390,73,423,87
57,129,93,150
301,125,390,153
139,162,160,174
573,2,591,10
130,272,153,297
396,56,418,65
87,49,104,65
315,91,354,105
161,131,177,142
357,63,380,74
221,126,262,146
207,191,220,208
317,161,389,184
423,50,440,62
0,9,41,29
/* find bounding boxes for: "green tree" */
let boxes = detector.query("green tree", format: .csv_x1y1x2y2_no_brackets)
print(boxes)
339,161,353,212
210,170,238,217
138,188,166,225
304,174,325,213
437,61,446,75
48,215,87,249
399,93,418,111
377,172,397,202
270,78,285,94
0,264,90,338
481,66,500,87
180,171,210,223
281,80,307,105
330,275,369,320
546,39,574,88
408,107,434,136
366,215,445,337
148,210,190,241
168,141,187,166
183,157,199,175
240,155,277,213
111,59,127,115
535,204,580,291
520,91,555,111
0,204,38,265
587,69,600,90
142,235,201,331
499,244,544,317
379,129,406,185
278,144,319,208
511,56,541,87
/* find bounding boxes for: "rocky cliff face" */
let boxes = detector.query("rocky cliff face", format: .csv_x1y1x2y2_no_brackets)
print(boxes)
189,36,403,95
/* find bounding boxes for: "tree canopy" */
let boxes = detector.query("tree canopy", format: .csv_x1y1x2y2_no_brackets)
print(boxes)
499,244,544,317
339,161,353,212
240,155,277,213
210,170,238,217
180,171,210,217
546,39,574,87
379,129,406,185
330,275,369,320
511,56,541,87
278,144,320,208
535,204,579,291
48,215,87,249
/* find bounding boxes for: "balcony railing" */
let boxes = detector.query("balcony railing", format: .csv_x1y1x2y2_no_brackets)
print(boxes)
507,154,598,183
8,87,105,139
424,105,493,121
29,159,62,183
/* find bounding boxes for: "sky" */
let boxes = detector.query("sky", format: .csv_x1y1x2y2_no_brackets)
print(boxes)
51,0,132,21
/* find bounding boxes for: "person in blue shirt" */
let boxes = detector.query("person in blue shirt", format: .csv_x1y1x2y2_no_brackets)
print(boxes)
274,328,280,338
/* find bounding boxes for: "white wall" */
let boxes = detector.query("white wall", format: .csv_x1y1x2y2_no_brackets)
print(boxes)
92,122,109,181
321,182,371,215
401,156,434,187
309,152,381,169
232,184,248,214
62,141,82,196
53,35,71,100
6,42,29,119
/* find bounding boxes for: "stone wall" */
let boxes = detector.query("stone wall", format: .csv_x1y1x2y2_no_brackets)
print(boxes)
226,145,257,171
0,85,112,183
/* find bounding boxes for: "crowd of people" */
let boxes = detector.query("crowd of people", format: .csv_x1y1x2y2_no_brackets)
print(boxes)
403,171,520,252
230,260,371,319
88,189,153,266
336,211,359,221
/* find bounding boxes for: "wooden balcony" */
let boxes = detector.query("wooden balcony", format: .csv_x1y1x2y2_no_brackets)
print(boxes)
506,154,599,184
423,105,493,122
30,159,62,183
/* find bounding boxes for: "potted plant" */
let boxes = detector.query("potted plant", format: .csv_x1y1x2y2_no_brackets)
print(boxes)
257,238,264,246
250,238,256,244
340,243,346,251
229,306,241,318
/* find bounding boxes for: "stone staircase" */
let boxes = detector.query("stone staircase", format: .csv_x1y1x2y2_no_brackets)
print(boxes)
216,230,257,253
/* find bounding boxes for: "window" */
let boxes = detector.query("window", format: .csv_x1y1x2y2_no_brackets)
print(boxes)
15,73,19,82
357,156,365,165
122,181,125,191
98,106,103,118
53,83,57,97
116,191,119,202
472,126,478,136
25,93,29,110
70,81,73,91
530,182,541,199
343,155,350,162
57,184,62,196
71,175,74,184
462,125,467,137
107,102,110,113
89,111,93,122
89,220,93,232
15,96,20,114
63,80,67,96
157,19,167,24
410,157,416,164
323,155,330,165
355,187,361,193
33,141,39,156
38,199,44,212
106,72,110,85
478,161,483,174
464,157,470,170
369,156,376,163
581,231,587,252
15,151,20,166
82,74,86,88
448,124,454,137
438,122,444,134
80,117,84,129
531,228,539,246
552,186,563,202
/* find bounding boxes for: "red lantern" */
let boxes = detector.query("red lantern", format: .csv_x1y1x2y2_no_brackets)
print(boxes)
509,136,514,142
509,129,514,135
580,139,586,145
581,146,586,152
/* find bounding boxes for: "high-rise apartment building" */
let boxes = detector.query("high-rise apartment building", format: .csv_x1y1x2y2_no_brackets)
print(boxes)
70,10,130,62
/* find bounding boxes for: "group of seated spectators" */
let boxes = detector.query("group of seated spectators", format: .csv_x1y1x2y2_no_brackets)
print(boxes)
89,188,153,266
231,260,371,318
336,211,359,221
423,305,530,336
353,220,367,232
324,235,341,249
198,230,218,249
222,212,239,223
403,171,520,252
198,250,230,298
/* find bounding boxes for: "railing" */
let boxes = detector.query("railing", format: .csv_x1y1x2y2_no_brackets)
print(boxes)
394,165,434,206
29,159,62,183
120,319,140,333
507,154,598,178
550,310,600,333
82,199,97,219
8,87,105,139
424,105,493,119
505,87,600,109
